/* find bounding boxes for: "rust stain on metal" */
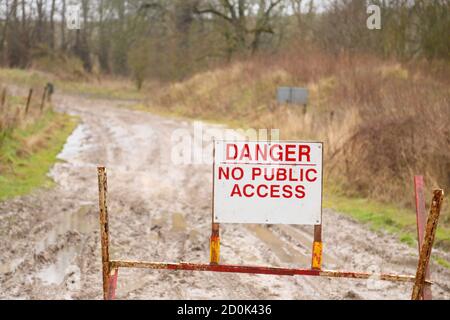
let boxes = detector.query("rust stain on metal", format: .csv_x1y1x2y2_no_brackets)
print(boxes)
414,176,432,300
319,270,430,284
412,189,444,300
210,223,220,265
97,167,111,300
108,268,119,300
109,260,428,284
210,143,220,266
96,167,436,300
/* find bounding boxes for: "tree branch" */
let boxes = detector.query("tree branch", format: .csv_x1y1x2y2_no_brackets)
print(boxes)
194,6,233,22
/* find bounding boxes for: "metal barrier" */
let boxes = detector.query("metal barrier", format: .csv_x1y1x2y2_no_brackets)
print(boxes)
97,167,443,300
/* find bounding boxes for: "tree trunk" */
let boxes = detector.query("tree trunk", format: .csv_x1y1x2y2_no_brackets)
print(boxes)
49,0,56,49
61,0,66,51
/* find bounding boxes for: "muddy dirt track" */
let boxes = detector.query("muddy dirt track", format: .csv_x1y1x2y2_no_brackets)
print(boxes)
1,94,449,300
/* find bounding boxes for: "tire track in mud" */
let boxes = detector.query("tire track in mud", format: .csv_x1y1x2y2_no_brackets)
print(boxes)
1,93,449,299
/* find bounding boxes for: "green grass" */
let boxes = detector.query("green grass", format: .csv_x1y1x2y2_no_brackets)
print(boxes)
323,190,450,268
0,68,144,101
0,110,78,200
434,256,450,269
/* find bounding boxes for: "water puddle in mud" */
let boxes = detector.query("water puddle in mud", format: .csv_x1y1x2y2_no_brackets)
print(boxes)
35,205,96,253
0,258,25,274
48,122,96,188
247,225,310,265
56,123,91,163
171,213,187,232
0,204,98,284
0,204,96,282
277,225,338,266
37,246,77,285
34,205,96,286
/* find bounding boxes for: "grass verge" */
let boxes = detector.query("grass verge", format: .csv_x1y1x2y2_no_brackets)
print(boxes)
324,190,450,268
0,68,144,101
0,110,78,200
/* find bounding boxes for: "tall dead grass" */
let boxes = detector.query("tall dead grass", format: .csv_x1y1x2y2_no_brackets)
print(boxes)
148,48,450,208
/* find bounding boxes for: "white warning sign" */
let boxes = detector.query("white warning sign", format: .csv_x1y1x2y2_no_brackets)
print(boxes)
213,141,323,225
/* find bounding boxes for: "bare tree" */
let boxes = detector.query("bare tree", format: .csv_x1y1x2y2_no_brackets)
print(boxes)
61,0,66,51
194,0,284,58
73,0,92,71
0,0,447,76
49,0,56,49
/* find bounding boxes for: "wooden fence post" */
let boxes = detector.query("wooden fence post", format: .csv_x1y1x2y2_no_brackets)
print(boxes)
25,89,33,116
412,189,444,300
1,87,7,112
40,86,47,113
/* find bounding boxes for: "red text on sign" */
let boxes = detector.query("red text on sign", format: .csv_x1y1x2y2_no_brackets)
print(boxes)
226,143,311,163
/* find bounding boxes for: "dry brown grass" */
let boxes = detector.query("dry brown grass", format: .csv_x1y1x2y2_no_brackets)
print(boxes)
147,47,450,210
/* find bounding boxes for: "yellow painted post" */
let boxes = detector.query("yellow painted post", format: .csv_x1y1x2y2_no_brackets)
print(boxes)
412,189,444,300
210,141,220,265
210,223,220,265
311,224,323,270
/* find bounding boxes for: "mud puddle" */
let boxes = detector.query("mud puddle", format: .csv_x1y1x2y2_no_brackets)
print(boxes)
247,225,309,265
35,205,96,253
37,246,78,285
33,205,96,287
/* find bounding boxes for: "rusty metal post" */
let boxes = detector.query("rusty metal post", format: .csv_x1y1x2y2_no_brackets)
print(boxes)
412,189,444,300
413,176,432,300
210,141,220,265
40,86,47,113
311,224,323,270
25,89,33,116
98,166,111,300
108,268,119,300
210,223,220,265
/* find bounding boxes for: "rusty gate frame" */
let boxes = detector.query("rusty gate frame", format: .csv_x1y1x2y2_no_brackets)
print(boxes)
97,166,444,300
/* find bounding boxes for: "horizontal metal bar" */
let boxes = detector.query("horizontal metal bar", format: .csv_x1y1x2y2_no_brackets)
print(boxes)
110,260,431,284
319,270,429,284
